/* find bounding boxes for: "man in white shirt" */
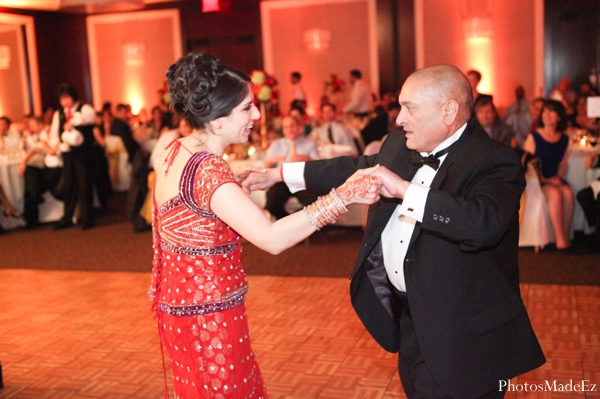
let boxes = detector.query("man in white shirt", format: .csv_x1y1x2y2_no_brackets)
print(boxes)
263,115,319,220
242,64,545,399
311,103,359,156
51,84,96,230
19,116,62,229
290,71,307,110
342,69,373,117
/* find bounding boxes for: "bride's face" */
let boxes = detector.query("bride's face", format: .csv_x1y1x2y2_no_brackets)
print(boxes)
220,86,259,145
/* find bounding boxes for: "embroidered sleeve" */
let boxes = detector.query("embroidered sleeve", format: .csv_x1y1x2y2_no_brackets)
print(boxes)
180,152,239,215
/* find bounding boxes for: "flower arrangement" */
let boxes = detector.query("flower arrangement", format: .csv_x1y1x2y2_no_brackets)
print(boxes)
158,81,171,106
250,70,279,103
324,73,345,94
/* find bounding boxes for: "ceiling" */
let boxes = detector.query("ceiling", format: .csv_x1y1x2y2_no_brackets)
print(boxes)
0,0,178,13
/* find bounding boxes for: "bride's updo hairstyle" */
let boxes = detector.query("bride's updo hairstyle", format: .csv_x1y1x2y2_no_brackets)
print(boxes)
166,53,251,130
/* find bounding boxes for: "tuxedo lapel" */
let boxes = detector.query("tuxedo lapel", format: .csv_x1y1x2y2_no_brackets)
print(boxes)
407,123,474,249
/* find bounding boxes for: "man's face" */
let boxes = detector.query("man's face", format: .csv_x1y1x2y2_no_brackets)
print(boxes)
115,108,128,121
475,103,495,129
467,73,480,93
27,119,42,134
0,120,9,134
529,100,543,121
178,119,193,137
282,117,301,140
396,76,447,153
321,105,336,123
59,95,74,110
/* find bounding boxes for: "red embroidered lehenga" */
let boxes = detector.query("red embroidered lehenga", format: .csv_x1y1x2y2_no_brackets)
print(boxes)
149,144,267,399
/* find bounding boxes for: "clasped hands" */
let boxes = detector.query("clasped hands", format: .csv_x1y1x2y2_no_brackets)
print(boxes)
237,165,410,206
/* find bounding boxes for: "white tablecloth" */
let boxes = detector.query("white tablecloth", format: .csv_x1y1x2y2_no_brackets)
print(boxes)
565,144,600,233
0,158,26,229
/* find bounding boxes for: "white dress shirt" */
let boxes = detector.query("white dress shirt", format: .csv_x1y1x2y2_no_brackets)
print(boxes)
283,123,467,292
343,79,373,114
49,103,96,153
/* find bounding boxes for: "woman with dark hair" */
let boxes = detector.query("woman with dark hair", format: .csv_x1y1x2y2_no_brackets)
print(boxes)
523,99,575,249
149,53,381,398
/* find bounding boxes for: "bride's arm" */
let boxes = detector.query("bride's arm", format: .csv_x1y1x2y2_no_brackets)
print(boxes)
211,168,380,255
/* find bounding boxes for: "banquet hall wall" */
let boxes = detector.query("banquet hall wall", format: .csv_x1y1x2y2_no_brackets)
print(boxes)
0,0,598,116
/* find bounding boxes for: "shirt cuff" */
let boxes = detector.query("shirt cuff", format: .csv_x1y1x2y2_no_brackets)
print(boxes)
282,162,306,193
399,183,430,222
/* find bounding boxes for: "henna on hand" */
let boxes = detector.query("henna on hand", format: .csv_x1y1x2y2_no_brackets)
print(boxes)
336,175,379,204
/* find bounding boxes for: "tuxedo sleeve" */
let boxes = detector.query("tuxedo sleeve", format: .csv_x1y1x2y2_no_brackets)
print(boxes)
303,154,380,194
420,145,525,251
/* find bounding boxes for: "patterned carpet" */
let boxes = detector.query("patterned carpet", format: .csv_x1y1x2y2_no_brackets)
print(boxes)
1,193,598,285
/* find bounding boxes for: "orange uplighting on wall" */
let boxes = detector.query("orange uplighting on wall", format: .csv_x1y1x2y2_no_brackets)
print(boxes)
466,36,493,95
0,45,11,70
303,29,332,53
124,75,144,114
202,0,220,13
122,42,146,66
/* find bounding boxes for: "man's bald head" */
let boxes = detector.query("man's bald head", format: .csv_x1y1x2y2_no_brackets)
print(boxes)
408,65,474,124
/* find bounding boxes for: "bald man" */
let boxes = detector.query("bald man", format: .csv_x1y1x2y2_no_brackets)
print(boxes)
242,65,545,398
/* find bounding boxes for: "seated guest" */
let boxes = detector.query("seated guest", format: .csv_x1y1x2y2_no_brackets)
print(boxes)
466,69,492,104
19,117,54,229
527,97,545,134
503,85,532,147
360,102,399,147
0,116,10,150
0,116,22,155
110,103,140,164
576,153,600,250
0,183,20,234
568,95,599,130
311,103,359,156
474,95,517,148
264,115,319,219
523,99,575,250
149,116,191,172
134,117,195,232
289,104,314,136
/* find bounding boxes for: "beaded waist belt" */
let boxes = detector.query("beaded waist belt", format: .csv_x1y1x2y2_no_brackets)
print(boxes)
161,241,238,257
157,285,248,316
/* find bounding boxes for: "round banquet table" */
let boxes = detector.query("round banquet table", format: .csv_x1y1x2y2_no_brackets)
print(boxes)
565,143,600,234
0,157,26,230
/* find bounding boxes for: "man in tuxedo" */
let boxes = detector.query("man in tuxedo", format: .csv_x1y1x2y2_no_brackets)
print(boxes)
242,64,545,398
52,84,96,230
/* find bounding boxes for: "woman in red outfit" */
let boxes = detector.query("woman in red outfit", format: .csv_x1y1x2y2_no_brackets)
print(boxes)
149,54,382,398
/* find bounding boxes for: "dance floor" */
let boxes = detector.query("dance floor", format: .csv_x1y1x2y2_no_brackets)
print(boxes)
0,269,599,399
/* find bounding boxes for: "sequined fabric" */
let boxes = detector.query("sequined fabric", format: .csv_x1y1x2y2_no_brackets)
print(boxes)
150,147,267,399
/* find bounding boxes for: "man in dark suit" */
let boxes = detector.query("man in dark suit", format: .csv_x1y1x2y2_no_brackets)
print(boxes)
242,64,545,398
474,95,517,148
110,103,140,164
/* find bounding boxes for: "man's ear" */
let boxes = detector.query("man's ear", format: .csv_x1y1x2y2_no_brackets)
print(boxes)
443,100,459,125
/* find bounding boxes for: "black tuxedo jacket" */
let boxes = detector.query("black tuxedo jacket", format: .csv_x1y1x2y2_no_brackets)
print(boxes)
303,120,545,399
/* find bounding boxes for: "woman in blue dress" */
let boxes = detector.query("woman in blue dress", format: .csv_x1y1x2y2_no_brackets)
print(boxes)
523,99,574,249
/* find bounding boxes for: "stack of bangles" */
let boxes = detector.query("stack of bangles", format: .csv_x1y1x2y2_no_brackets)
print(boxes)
303,188,349,230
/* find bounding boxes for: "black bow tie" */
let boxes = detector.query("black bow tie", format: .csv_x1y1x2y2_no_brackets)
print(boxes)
410,146,451,171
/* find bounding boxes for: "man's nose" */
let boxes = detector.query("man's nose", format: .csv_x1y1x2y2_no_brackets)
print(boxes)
396,111,405,125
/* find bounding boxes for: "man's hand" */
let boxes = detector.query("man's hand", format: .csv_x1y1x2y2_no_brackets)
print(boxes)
336,166,382,205
239,167,281,194
18,161,26,177
369,165,410,199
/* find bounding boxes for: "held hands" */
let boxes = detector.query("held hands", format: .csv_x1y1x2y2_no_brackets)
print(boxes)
238,167,280,194
336,166,383,205
367,165,410,199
